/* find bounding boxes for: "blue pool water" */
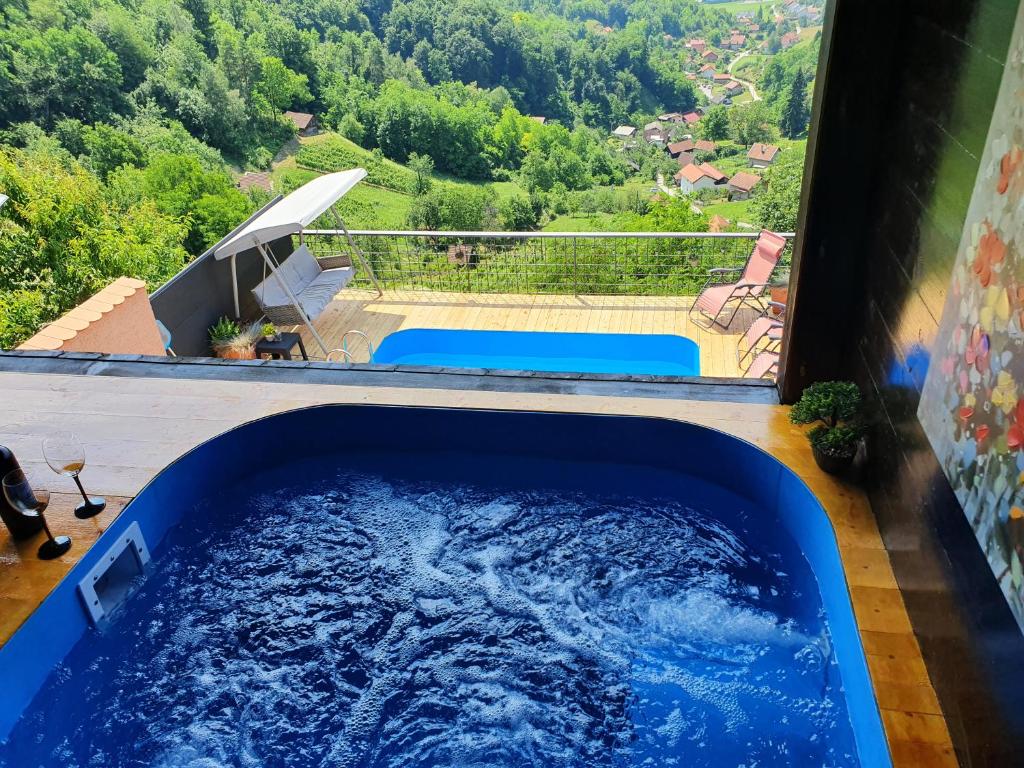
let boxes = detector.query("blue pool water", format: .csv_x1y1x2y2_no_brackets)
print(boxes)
0,407,889,767
373,329,701,376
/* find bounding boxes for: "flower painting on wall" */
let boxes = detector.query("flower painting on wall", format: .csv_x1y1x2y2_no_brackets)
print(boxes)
918,8,1024,630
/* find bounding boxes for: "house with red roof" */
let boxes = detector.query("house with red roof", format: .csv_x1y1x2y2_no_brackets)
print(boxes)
702,49,719,63
674,162,727,194
781,31,800,49
725,80,745,96
667,139,696,160
682,111,701,125
728,171,762,200
688,38,707,53
748,143,781,168
699,64,717,79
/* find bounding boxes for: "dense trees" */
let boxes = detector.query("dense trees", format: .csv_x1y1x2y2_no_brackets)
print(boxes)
0,145,190,347
760,34,820,139
751,145,805,232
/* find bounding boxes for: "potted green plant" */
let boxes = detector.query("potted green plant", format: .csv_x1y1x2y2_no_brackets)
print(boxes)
260,322,277,341
224,323,261,359
789,381,864,475
208,316,240,357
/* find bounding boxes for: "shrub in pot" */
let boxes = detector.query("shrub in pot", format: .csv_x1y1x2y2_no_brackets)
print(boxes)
261,322,277,342
208,318,259,359
789,381,864,475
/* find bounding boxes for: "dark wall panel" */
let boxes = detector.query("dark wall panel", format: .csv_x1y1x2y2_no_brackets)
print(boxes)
149,198,294,356
786,0,1024,764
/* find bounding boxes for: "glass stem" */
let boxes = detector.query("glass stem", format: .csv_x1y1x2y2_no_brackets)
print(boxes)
39,512,55,544
73,474,90,505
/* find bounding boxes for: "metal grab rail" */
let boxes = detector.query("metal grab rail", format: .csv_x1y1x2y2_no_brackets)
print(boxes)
325,330,375,364
303,230,794,297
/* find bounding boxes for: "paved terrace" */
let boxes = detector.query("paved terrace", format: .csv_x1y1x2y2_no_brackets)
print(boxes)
303,289,764,377
0,361,952,766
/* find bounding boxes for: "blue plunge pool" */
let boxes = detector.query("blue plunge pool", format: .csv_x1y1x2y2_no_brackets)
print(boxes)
0,407,889,767
373,329,701,376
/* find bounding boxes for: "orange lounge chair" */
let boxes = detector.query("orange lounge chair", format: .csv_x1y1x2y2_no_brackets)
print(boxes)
689,230,787,328
744,350,779,379
738,300,785,369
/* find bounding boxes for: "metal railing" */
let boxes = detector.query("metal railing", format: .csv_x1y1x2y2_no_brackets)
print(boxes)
303,230,794,296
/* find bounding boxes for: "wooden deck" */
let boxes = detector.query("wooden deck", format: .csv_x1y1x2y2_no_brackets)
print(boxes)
302,289,764,378
0,371,950,766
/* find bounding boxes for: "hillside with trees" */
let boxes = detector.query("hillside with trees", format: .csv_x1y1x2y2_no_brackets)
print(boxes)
0,0,820,346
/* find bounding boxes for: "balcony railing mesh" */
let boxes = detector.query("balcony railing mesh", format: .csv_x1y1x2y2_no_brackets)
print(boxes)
303,230,793,296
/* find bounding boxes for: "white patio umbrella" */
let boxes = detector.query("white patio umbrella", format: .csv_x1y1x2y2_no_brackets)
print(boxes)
214,168,381,355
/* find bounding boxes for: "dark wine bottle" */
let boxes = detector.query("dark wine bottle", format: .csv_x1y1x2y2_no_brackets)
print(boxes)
0,446,45,540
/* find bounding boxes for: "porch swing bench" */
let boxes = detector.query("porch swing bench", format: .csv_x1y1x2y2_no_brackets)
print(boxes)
213,168,381,356
252,244,355,327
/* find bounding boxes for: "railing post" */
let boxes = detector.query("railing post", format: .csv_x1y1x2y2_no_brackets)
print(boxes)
572,237,578,297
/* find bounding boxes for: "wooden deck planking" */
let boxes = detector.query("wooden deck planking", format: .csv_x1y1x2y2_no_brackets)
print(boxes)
0,370,949,765
298,290,763,378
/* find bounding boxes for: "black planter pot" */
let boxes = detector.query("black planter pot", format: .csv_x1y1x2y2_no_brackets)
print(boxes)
811,443,856,475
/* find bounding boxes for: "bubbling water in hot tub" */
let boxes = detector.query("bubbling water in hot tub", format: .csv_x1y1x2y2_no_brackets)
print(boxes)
0,460,859,768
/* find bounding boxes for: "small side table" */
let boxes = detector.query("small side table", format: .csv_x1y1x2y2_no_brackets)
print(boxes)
254,332,309,361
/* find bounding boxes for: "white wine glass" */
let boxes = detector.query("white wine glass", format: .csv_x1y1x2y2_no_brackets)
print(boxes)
42,431,106,519
2,469,71,560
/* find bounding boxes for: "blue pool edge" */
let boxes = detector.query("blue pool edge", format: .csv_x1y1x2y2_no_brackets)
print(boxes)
0,405,892,767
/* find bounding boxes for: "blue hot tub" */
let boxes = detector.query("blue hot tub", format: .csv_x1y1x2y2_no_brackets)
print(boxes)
373,329,701,376
0,407,889,767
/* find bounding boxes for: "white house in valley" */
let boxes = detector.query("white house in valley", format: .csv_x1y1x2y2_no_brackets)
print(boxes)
674,162,726,194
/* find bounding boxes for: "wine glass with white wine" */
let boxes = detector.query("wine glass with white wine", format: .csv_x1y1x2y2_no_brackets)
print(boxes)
2,469,71,560
42,432,106,519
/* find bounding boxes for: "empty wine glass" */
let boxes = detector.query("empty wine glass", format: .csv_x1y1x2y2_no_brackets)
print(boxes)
42,431,106,519
2,469,71,560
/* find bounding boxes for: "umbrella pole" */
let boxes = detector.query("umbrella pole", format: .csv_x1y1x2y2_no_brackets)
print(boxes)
256,243,330,356
230,255,240,319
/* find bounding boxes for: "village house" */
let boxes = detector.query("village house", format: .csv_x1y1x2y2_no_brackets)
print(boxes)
612,125,637,139
699,64,716,79
720,33,747,50
643,121,668,145
748,142,781,168
727,171,762,200
702,49,719,63
682,111,701,125
694,139,717,155
713,73,732,84
284,111,318,136
674,162,726,194
725,80,745,96
708,214,731,232
529,116,546,124
687,38,707,53
780,31,800,49
658,112,684,123
667,139,696,159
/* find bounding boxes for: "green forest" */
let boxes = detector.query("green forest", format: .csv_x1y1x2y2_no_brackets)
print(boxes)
0,0,817,346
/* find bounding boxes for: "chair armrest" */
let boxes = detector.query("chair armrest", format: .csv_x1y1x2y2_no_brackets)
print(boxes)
767,300,787,312
708,267,742,274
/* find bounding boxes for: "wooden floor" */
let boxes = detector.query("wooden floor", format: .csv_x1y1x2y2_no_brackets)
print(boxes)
0,371,951,766
301,289,765,378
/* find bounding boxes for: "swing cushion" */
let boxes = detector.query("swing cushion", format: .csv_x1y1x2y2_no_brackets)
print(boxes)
252,244,356,325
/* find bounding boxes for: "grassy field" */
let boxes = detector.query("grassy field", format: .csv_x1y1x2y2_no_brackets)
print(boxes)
704,0,774,14
701,197,755,224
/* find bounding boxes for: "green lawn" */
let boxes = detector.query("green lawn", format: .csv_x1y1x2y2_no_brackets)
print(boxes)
333,184,415,229
704,0,774,14
701,197,755,224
